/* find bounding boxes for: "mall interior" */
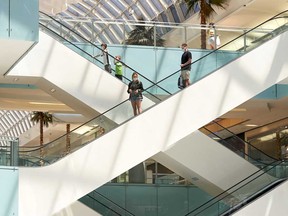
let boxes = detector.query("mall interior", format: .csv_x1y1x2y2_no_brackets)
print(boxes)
1,0,288,215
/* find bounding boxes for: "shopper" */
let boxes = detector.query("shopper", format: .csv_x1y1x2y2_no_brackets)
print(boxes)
180,43,192,88
114,55,123,80
127,72,144,116
95,43,111,73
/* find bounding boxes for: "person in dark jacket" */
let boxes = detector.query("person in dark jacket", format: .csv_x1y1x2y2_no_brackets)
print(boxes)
180,43,192,88
127,72,144,116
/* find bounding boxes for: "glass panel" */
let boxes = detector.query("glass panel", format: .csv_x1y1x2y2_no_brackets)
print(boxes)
0,145,11,166
200,120,278,167
158,186,188,216
19,95,163,165
186,161,288,216
81,186,130,216
0,1,9,37
39,10,288,50
0,166,18,216
81,183,214,216
10,0,38,41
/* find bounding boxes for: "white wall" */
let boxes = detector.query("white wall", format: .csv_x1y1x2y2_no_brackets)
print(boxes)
19,31,288,216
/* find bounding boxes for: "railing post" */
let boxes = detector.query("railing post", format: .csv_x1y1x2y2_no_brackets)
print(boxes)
243,29,247,52
153,24,156,47
184,26,187,43
10,139,19,166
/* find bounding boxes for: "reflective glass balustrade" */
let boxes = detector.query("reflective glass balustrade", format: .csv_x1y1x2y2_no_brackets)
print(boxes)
201,120,279,167
78,161,288,216
39,11,171,96
184,161,288,216
39,10,288,50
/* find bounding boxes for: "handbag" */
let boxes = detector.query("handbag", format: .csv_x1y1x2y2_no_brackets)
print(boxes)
105,64,111,73
178,75,184,89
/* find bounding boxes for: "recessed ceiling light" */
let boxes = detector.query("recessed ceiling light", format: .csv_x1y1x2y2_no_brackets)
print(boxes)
232,108,247,112
29,102,65,106
245,124,258,127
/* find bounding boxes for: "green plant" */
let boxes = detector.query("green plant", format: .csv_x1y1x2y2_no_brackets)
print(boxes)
125,18,165,46
182,0,229,49
30,111,53,161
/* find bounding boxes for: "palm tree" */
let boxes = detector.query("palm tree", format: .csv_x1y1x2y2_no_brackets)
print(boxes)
66,123,71,155
30,111,53,161
182,0,229,49
125,18,165,46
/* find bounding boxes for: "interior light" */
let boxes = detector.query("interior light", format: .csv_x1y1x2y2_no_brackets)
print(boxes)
232,108,247,112
245,124,258,127
74,126,93,135
29,102,65,106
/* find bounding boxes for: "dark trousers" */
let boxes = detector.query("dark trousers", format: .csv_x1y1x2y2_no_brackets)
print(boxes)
115,74,123,80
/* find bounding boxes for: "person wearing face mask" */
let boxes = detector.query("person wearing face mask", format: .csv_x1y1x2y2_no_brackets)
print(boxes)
180,43,192,88
127,72,144,116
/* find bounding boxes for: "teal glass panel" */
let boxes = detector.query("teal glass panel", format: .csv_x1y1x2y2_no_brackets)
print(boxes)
84,185,127,215
276,84,288,98
188,187,217,215
246,84,288,100
80,184,214,216
10,0,38,41
157,186,188,216
0,166,18,216
0,0,38,41
0,1,9,37
66,43,241,94
126,185,157,216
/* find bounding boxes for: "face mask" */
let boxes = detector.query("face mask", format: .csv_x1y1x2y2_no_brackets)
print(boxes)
133,78,138,81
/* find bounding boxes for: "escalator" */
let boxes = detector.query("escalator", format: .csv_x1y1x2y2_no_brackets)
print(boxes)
184,161,288,216
15,11,288,216
77,161,287,216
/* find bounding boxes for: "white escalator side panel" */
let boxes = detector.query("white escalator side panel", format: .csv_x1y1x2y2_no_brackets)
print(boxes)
153,131,275,196
19,32,288,216
232,180,288,216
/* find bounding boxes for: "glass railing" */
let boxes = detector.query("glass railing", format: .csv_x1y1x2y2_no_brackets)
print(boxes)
0,166,18,216
0,145,11,166
0,137,19,166
16,10,288,166
184,160,288,216
80,163,288,216
200,120,279,167
39,10,288,95
0,0,38,41
144,10,288,95
80,183,214,216
39,11,171,98
38,10,288,97
80,190,135,216
38,10,287,50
